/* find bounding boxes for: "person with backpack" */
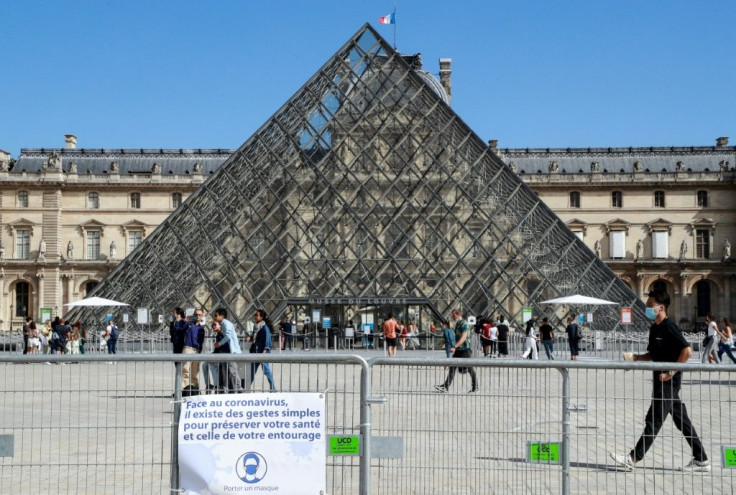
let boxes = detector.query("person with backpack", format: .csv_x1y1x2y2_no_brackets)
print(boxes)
105,319,119,354
566,315,582,360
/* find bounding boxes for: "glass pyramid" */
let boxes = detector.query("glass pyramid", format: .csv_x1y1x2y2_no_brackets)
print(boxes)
67,24,648,334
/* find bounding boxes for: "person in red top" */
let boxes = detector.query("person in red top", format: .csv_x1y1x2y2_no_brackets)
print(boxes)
383,314,399,357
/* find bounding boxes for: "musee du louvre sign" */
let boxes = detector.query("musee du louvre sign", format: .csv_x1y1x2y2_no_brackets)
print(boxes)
286,297,429,306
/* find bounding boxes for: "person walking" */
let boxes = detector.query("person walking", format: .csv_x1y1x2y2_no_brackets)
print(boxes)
609,289,710,472
250,309,277,392
717,317,736,364
496,316,510,358
521,319,538,360
701,313,721,363
539,317,555,360
435,309,479,393
213,308,243,393
565,316,581,360
105,319,119,354
22,317,33,355
442,320,455,358
383,314,399,357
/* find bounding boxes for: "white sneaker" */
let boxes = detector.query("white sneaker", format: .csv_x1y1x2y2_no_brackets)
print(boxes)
681,459,710,472
609,452,635,472
434,384,448,393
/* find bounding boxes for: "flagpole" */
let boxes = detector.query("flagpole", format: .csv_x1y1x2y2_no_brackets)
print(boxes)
393,6,397,49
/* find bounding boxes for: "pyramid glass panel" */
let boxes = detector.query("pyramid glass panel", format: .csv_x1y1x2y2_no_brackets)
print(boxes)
66,24,648,334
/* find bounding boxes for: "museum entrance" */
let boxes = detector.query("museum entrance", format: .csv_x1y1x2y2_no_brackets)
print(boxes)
281,297,444,350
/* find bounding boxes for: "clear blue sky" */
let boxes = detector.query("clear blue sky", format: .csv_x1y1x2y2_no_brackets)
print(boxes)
2,1,734,156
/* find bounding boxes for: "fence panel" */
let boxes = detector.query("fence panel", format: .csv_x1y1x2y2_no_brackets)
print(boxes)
368,358,736,495
0,354,366,495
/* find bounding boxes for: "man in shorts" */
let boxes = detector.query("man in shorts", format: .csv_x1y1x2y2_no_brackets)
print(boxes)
383,314,399,357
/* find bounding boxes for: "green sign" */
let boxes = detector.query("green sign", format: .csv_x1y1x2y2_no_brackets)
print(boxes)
522,307,533,323
528,442,561,464
723,447,736,468
329,435,360,456
40,308,52,324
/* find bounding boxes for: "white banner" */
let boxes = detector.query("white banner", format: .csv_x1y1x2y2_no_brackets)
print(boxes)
178,393,326,494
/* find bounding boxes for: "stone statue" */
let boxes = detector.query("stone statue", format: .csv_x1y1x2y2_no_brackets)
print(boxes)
594,240,601,258
0,156,9,172
633,161,642,172
151,162,162,174
0,240,4,259
193,162,202,174
45,152,62,171
720,160,730,172
591,161,600,173
509,161,517,173
39,239,46,258
548,161,559,173
679,240,688,260
110,241,117,259
67,241,74,260
110,161,119,173
636,239,643,260
68,162,77,174
725,239,731,261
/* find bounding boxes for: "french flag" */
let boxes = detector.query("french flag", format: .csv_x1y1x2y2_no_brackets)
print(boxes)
379,12,395,25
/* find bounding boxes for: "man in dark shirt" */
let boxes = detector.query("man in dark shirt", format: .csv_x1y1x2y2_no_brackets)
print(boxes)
539,317,555,360
610,289,709,472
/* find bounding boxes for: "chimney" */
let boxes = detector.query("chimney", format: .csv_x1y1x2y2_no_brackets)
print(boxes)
716,136,729,147
64,134,77,149
488,139,498,149
439,58,452,105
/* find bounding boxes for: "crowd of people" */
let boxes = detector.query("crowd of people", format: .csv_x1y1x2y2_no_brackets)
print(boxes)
21,316,120,356
169,306,278,396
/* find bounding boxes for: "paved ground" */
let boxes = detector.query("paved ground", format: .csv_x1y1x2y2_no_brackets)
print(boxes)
0,346,733,494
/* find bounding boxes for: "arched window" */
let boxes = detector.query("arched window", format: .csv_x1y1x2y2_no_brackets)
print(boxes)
88,192,99,209
696,190,708,208
695,280,711,317
172,192,182,209
569,191,580,208
611,191,623,208
15,281,30,317
85,281,98,297
130,192,141,209
17,191,29,208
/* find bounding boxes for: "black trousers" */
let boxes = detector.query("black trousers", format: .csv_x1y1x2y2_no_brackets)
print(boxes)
443,348,477,389
632,373,707,462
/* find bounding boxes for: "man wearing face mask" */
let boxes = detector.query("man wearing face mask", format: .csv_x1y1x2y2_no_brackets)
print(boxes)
435,309,479,393
610,289,709,472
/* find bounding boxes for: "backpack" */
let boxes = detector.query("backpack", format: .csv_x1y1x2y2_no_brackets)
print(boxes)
575,324,583,341
110,325,119,340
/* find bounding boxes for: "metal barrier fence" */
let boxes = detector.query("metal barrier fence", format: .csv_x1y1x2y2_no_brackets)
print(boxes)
1,354,734,494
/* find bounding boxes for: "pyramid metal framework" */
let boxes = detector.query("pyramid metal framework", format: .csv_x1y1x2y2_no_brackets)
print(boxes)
67,25,648,333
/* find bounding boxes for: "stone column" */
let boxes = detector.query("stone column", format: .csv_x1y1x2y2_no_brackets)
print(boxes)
37,273,45,319
723,276,731,320
66,274,75,306
636,274,645,299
